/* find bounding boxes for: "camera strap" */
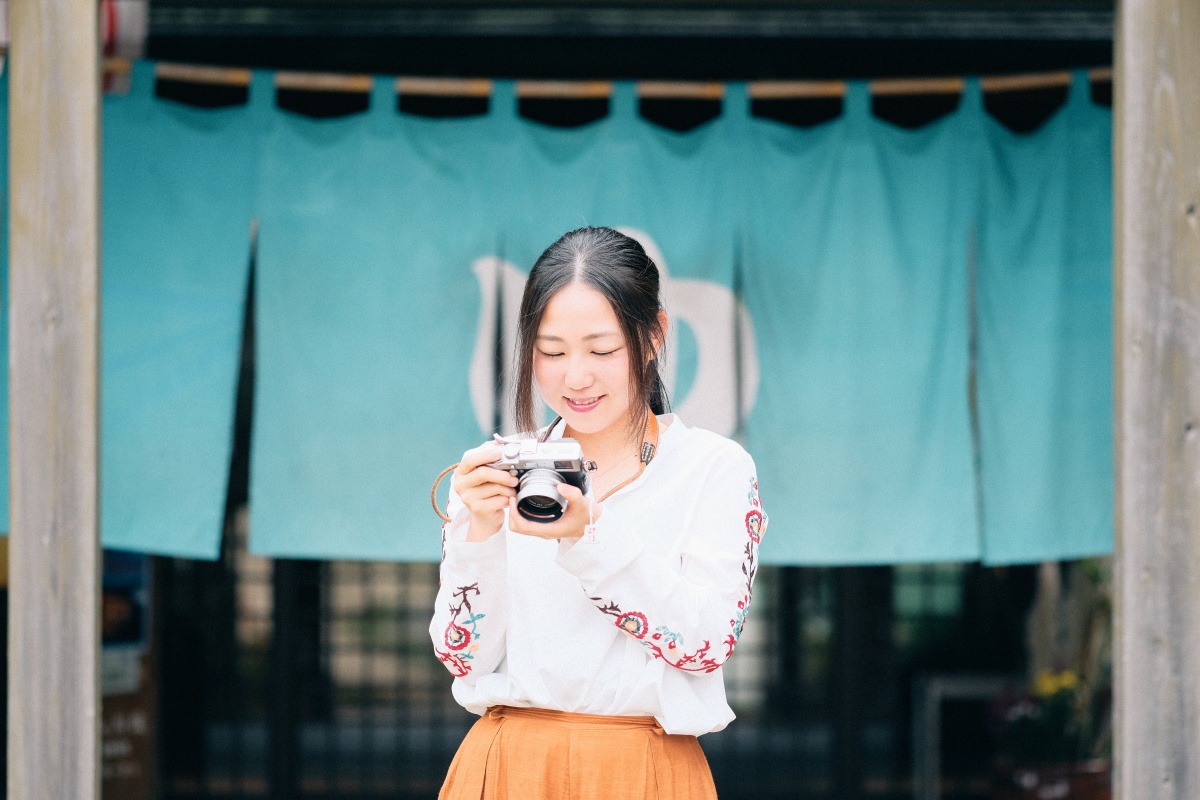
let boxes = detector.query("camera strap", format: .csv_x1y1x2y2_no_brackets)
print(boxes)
581,411,659,543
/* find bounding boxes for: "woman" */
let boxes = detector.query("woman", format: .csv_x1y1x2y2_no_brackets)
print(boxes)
430,226,767,799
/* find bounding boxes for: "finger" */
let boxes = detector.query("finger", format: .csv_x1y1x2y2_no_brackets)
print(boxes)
478,495,510,514
559,492,597,528
457,465,519,490
457,444,504,472
474,483,517,500
458,484,516,516
506,495,556,532
472,491,511,510
507,496,583,540
476,466,519,487
505,496,524,532
556,483,585,501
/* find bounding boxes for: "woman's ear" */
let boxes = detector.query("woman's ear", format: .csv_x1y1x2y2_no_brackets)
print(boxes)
652,310,669,361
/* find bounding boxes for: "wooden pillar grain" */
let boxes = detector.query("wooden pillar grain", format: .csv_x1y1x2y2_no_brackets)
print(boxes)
1113,0,1200,798
7,0,102,797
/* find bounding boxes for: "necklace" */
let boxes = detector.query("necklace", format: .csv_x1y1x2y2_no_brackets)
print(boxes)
596,412,659,502
546,412,660,502
592,446,639,480
540,411,660,544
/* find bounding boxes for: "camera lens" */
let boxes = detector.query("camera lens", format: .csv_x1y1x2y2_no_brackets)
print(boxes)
516,468,567,522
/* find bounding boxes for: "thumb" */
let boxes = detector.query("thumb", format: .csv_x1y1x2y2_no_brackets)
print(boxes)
557,482,585,501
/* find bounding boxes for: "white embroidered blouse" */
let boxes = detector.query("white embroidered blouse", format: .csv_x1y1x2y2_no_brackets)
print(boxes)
428,415,768,736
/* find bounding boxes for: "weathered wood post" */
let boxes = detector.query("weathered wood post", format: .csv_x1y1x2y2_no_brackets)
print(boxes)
7,0,103,797
1113,0,1200,798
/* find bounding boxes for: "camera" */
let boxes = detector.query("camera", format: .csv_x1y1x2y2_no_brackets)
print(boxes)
490,436,594,522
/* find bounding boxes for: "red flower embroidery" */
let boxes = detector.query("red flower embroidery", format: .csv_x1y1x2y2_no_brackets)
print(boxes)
445,622,471,651
644,638,721,673
745,509,765,543
585,474,765,674
434,583,483,676
437,651,470,678
616,611,649,639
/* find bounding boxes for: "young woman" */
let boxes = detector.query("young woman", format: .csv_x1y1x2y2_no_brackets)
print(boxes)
430,226,767,799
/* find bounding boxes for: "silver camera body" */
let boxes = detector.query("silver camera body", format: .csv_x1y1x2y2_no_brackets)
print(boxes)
490,437,593,522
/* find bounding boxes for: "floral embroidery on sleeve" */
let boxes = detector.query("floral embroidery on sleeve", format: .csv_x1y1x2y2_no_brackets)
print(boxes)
731,477,765,642
435,583,486,677
589,474,767,674
617,611,649,638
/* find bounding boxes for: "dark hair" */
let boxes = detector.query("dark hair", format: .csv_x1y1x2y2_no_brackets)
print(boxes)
513,226,670,436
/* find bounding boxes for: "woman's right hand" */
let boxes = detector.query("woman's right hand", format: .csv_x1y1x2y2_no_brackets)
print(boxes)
452,443,520,542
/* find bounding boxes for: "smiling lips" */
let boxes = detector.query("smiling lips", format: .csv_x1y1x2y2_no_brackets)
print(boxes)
566,395,604,413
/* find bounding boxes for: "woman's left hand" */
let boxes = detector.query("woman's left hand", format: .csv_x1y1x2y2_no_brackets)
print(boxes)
506,483,602,541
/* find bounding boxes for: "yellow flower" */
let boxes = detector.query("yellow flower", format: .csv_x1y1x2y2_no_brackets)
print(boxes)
1033,669,1079,697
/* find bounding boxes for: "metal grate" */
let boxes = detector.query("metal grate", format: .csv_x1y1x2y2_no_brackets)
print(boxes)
302,560,473,798
158,508,273,798
158,528,1047,800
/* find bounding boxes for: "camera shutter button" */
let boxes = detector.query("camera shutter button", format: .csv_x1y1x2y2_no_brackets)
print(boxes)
502,442,522,459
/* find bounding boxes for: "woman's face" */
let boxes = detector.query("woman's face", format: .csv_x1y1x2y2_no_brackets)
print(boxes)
533,281,633,437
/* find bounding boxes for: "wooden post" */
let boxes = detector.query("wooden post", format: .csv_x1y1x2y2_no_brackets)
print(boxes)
7,0,102,797
1113,0,1200,798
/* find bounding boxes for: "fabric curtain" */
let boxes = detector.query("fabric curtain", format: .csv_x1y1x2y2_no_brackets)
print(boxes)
0,61,1115,564
742,81,982,564
249,77,501,561
975,70,1113,565
98,61,264,557
0,62,259,558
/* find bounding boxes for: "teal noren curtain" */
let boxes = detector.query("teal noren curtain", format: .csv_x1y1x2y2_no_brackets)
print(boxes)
0,63,1114,565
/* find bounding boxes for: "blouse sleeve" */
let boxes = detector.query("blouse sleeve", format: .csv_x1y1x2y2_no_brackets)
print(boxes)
428,485,510,683
554,445,767,674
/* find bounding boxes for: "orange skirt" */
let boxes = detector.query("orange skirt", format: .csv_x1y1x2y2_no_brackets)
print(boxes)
438,706,719,800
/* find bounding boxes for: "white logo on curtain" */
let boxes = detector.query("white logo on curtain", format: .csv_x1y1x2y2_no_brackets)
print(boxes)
468,228,760,438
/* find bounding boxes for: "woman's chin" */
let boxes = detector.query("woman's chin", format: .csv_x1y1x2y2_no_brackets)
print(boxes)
556,407,623,437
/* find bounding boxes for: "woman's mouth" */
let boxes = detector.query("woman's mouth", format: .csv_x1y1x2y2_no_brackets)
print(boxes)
565,395,603,413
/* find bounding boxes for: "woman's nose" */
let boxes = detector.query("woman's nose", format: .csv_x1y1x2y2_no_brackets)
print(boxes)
564,357,593,390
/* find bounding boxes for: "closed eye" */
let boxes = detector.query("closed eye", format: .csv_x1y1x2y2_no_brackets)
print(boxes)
593,348,621,357
538,351,564,358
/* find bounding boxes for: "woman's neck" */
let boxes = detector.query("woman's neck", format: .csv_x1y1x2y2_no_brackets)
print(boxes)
563,414,645,469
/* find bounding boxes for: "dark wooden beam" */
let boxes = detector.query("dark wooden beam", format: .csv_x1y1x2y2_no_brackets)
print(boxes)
150,3,1113,41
